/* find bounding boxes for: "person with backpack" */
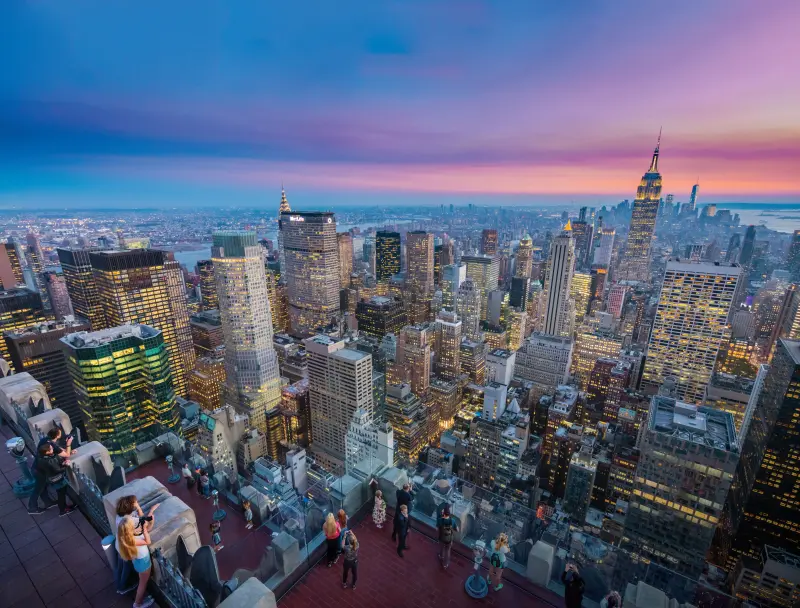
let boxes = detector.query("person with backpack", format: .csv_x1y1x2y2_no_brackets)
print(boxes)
487,532,510,591
437,503,459,569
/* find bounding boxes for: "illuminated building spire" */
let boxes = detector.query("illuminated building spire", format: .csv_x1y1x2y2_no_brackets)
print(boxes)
279,183,291,214
564,219,573,232
648,128,661,173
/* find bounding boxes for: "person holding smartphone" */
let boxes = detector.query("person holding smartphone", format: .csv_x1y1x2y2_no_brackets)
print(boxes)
561,561,585,608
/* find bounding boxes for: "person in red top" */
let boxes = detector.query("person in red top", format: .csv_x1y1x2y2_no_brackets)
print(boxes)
323,512,341,567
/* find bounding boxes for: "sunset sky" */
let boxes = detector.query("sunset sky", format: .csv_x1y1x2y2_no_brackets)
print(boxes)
1,1,799,209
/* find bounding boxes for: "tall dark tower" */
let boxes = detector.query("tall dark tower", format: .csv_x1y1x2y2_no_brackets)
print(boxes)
619,133,663,282
376,231,401,281
739,225,757,268
787,230,800,281
686,182,699,214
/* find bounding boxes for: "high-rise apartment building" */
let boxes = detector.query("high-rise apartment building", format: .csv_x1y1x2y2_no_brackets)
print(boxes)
619,137,663,281
90,249,196,395
514,332,574,389
434,309,461,381
376,231,401,282
481,229,498,257
456,278,482,339
197,260,218,311
540,225,576,337
463,255,499,321
305,335,374,472
4,317,90,429
0,288,47,362
57,247,106,330
355,296,406,339
0,242,24,290
405,231,434,294
280,211,340,336
642,260,741,404
515,235,534,279
624,397,739,582
212,232,282,453
396,325,431,398
42,270,73,320
460,339,486,385
337,233,354,289
62,324,178,464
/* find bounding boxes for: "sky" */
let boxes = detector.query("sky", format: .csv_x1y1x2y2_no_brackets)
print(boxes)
1,1,800,210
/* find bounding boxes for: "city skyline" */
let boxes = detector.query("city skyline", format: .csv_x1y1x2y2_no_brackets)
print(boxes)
2,2,800,210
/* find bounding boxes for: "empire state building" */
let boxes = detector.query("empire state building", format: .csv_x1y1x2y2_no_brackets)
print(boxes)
619,134,663,282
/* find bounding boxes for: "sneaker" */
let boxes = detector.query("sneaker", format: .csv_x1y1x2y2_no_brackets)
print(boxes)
327,562,332,568
334,555,339,564
342,583,348,589
28,508,45,515
133,597,155,608
44,502,58,510
59,506,76,517
352,585,356,591
117,584,138,595
494,584,504,591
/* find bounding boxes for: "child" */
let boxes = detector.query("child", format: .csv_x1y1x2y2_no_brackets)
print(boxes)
372,490,386,529
243,500,253,529
210,521,223,551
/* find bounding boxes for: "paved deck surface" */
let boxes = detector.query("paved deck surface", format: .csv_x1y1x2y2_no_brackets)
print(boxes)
278,515,561,608
0,424,122,608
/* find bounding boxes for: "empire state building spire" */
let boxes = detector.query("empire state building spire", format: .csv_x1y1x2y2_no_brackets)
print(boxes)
648,128,662,173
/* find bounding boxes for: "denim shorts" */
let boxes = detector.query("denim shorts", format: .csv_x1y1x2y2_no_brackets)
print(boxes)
133,554,151,573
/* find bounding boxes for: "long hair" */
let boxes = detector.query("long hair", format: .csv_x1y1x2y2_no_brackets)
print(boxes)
323,512,338,536
117,517,138,561
116,495,138,517
337,509,347,527
495,532,509,550
346,531,359,552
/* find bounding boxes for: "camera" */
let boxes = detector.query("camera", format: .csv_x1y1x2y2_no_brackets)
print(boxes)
6,437,25,457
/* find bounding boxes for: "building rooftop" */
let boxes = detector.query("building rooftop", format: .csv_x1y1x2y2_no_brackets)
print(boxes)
781,338,800,365
61,324,160,348
4,316,90,339
650,396,738,453
708,372,755,395
488,348,513,359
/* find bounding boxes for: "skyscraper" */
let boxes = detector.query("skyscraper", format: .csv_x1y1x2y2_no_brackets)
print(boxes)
277,185,291,276
456,278,482,339
441,263,466,309
515,235,534,279
212,231,282,453
197,260,218,310
4,317,90,430
90,249,196,396
305,334,374,472
396,325,431,398
280,211,340,336
540,224,576,337
405,231,434,294
592,227,615,267
619,135,663,281
0,288,47,362
57,247,106,330
739,225,757,268
376,231,401,282
337,232,354,288
624,397,739,583
434,309,462,381
355,296,406,339
0,243,24,290
642,260,741,404
481,229,499,257
463,255,499,321
686,182,699,215
62,324,178,465
42,270,73,320
570,221,593,269
787,230,800,281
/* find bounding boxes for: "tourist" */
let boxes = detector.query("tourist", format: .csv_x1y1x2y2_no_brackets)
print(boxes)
323,512,341,567
182,462,194,489
199,469,210,498
28,428,74,514
601,590,622,608
396,504,410,558
341,530,359,590
118,516,155,608
437,503,459,569
36,442,78,516
337,509,349,559
114,496,159,597
195,468,204,496
487,532,510,591
561,562,585,608
243,499,253,529
392,482,414,545
210,521,223,551
372,490,386,529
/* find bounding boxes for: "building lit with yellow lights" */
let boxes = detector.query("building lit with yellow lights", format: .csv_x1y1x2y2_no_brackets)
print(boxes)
570,271,592,322
0,288,47,362
62,324,179,465
376,231,401,282
188,355,226,411
197,260,218,310
463,255,499,321
57,247,107,331
571,328,623,389
337,233,353,289
385,383,427,464
434,309,461,381
642,260,740,404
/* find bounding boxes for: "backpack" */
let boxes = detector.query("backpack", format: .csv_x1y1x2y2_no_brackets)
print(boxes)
440,518,454,544
490,551,503,568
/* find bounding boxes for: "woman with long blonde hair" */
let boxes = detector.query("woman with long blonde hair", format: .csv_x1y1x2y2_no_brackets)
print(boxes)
488,532,510,591
118,517,154,608
322,512,341,567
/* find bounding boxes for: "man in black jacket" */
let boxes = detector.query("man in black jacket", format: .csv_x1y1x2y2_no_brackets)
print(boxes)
392,483,414,545
28,428,74,515
36,443,79,516
395,504,410,557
